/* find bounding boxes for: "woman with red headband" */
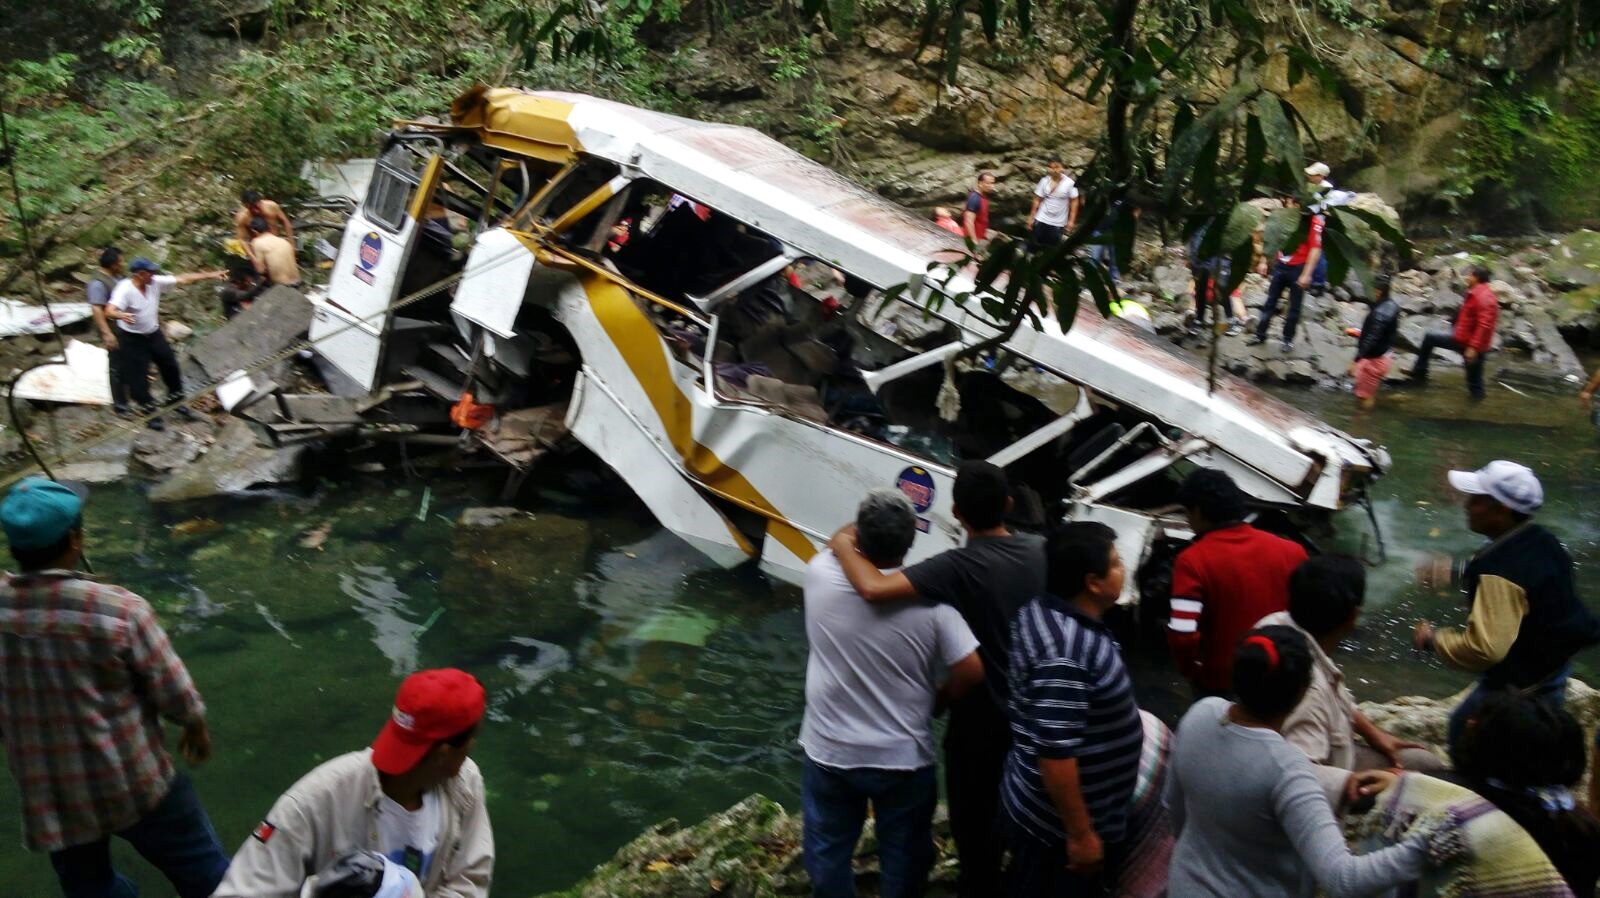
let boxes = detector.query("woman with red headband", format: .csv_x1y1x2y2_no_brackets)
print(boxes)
1164,626,1435,895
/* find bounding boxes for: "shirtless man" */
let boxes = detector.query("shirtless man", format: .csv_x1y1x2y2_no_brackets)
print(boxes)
248,218,302,287
233,189,294,261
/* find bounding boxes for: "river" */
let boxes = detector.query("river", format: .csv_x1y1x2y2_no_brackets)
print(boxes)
0,368,1596,895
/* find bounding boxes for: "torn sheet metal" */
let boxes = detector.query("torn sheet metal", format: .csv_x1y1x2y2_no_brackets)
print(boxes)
12,339,113,405
0,299,92,337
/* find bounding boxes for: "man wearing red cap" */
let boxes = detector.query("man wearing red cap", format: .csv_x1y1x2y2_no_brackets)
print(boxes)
212,669,494,898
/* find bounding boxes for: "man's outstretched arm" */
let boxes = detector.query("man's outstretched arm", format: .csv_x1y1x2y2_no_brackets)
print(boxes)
827,525,920,603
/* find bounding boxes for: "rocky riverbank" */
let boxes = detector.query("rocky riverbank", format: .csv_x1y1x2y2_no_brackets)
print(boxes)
1108,228,1600,390
532,681,1600,898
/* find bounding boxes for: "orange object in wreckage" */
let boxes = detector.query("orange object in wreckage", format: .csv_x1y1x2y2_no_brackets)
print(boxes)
451,392,495,429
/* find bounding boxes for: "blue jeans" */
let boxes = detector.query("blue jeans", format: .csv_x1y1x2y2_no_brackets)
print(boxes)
801,756,937,898
1088,241,1120,285
48,773,230,898
1256,261,1307,342
1447,663,1571,753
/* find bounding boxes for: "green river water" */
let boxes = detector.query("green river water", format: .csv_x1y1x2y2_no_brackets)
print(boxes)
0,368,1596,896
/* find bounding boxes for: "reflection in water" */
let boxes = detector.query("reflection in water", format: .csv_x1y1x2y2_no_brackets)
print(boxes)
340,564,423,675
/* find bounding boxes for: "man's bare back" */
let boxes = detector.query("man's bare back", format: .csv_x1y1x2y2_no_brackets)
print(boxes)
250,233,301,286
234,199,292,248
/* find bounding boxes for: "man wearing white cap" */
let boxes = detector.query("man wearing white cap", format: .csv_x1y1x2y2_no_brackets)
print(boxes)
1412,461,1600,749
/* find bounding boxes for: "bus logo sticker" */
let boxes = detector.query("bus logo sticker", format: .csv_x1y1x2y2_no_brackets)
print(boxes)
354,231,383,285
896,466,935,513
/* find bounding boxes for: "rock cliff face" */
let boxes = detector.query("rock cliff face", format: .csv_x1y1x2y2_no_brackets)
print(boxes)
665,0,1595,227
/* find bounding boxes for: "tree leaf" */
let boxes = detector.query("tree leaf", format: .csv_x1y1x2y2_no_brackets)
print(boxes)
1237,113,1266,198
1322,225,1372,296
1335,205,1415,268
1220,202,1263,251
1261,206,1303,259
1256,94,1307,200
978,0,999,41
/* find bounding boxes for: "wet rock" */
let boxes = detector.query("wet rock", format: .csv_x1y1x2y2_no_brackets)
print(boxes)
51,460,129,483
440,512,598,641
1151,264,1192,302
147,417,303,501
1360,679,1600,762
457,506,527,528
164,320,194,342
128,417,215,477
1543,231,1600,290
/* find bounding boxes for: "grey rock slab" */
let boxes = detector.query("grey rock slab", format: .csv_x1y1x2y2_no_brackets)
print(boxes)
183,286,312,386
148,418,303,502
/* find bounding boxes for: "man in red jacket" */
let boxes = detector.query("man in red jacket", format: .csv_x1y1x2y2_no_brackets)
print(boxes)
1407,265,1498,399
1167,469,1308,698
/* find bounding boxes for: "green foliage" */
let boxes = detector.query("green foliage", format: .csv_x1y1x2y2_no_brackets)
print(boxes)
1447,84,1600,228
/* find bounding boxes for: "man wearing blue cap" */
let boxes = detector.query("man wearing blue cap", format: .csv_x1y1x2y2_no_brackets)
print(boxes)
0,477,229,898
1412,460,1600,750
106,257,224,431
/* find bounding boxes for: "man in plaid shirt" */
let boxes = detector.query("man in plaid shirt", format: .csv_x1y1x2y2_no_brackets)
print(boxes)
0,477,229,898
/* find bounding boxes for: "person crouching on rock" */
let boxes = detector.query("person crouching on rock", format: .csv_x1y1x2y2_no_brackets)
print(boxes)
1347,274,1400,411
1257,555,1446,809
106,257,224,431
1165,626,1434,897
211,668,494,898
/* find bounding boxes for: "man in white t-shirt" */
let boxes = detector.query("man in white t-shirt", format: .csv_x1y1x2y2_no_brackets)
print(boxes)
800,490,985,897
106,257,224,431
212,669,494,898
1025,159,1080,250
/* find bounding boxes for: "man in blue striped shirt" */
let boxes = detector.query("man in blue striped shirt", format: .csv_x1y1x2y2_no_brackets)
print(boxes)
1002,522,1145,896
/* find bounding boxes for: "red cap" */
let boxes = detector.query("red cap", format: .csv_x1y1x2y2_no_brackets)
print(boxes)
370,669,486,775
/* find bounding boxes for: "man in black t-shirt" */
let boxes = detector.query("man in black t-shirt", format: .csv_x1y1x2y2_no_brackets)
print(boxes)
829,461,1046,897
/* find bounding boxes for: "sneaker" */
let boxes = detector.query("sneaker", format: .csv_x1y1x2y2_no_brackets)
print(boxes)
112,403,132,418
1280,339,1294,353
146,417,166,432
1225,322,1244,336
1246,334,1266,347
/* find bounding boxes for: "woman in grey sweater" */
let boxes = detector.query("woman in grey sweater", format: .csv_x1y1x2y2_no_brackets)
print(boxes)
1165,626,1430,896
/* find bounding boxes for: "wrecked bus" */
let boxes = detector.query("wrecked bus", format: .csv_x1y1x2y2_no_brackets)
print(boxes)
227,85,1390,607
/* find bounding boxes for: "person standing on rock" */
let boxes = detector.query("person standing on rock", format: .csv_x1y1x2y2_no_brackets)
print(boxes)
1348,274,1401,410
1167,469,1308,699
828,461,1046,897
1025,159,1079,250
106,257,224,431
1249,195,1324,353
234,189,294,263
1412,461,1600,750
212,668,494,898
800,490,984,898
0,477,230,898
1405,264,1498,399
248,216,303,288
962,172,997,247
1256,555,1446,807
1000,522,1144,896
85,245,130,415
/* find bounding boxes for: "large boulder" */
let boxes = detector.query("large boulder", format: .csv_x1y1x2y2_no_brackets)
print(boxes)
148,417,304,501
1543,231,1600,291
182,286,312,386
1360,679,1600,765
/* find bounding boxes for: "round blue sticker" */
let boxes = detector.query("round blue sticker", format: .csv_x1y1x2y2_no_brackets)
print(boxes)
896,466,936,514
358,231,383,271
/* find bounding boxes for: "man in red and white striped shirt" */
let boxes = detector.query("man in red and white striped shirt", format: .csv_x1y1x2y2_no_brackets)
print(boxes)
0,477,228,898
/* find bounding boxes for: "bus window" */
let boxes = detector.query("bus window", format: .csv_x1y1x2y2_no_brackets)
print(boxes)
364,141,433,233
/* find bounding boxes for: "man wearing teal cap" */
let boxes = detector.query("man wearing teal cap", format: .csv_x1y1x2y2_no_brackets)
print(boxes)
0,477,229,898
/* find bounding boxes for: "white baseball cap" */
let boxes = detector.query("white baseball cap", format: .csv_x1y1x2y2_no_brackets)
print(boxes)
1447,460,1543,515
1305,162,1331,177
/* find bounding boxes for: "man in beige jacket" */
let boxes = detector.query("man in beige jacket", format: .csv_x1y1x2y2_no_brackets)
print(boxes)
212,669,494,898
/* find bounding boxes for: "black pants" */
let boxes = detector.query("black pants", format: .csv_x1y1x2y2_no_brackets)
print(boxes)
945,696,1012,898
1029,222,1064,250
106,345,127,407
1002,824,1119,898
118,329,183,408
1413,330,1487,398
1255,261,1306,342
